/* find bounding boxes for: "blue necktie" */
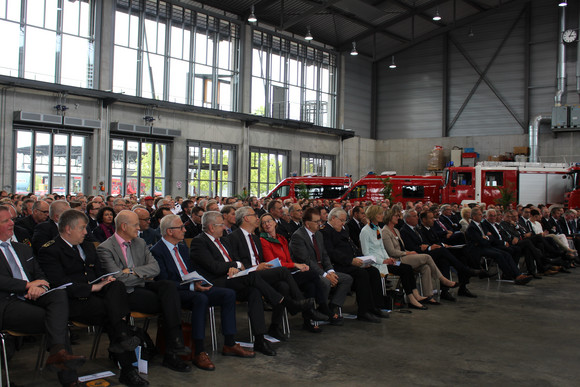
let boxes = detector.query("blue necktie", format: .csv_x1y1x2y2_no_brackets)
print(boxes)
1,242,23,279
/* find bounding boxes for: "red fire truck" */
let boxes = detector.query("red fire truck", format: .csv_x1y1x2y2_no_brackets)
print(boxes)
564,164,580,209
340,173,443,204
441,162,571,206
263,175,352,202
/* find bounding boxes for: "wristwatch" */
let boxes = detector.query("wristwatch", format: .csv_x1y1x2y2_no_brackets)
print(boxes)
129,268,135,275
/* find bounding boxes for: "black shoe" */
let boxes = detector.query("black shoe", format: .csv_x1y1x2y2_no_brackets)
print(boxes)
328,314,344,326
302,320,323,333
304,308,329,322
440,291,457,302
409,304,428,310
168,338,191,356
458,287,477,298
267,326,287,342
162,354,192,373
370,308,390,318
119,368,149,386
514,275,533,285
532,274,543,279
254,340,276,356
357,312,381,323
109,335,141,354
285,298,314,315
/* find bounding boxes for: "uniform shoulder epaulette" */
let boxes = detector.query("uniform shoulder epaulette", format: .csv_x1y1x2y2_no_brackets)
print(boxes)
42,240,55,248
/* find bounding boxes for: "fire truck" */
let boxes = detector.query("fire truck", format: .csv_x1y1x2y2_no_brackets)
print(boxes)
340,173,443,204
441,161,571,206
263,175,352,202
564,164,580,209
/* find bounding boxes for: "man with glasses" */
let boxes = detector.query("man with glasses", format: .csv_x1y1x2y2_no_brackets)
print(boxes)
16,200,49,237
190,211,315,356
289,208,353,325
267,200,290,240
151,215,255,372
285,204,303,237
97,210,192,373
134,207,158,247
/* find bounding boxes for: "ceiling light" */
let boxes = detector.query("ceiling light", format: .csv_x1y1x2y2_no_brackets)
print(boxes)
433,8,442,21
305,26,313,41
559,1,568,6
350,41,358,56
389,56,397,69
248,5,257,23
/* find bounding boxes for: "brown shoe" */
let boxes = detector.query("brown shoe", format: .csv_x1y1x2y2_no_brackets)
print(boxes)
192,352,215,371
222,343,256,358
46,349,86,371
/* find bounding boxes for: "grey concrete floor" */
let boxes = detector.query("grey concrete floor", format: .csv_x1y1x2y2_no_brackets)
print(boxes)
5,270,580,387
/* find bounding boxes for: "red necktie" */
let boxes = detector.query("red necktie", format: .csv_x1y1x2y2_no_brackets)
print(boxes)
215,238,233,262
437,220,447,231
312,235,322,268
248,234,261,264
173,246,189,275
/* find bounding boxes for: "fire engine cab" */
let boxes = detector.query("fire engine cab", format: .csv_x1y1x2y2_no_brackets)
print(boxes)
565,164,580,209
441,162,571,206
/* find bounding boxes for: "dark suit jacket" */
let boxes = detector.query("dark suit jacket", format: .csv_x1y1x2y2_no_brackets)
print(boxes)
225,228,264,269
275,219,290,241
181,213,202,239
87,217,98,232
547,217,563,234
0,242,47,329
419,226,443,246
288,227,334,276
345,218,363,249
37,236,103,299
189,233,238,286
541,217,551,232
222,224,239,238
14,215,38,239
139,228,160,247
399,224,424,254
320,225,359,271
31,220,59,255
13,226,31,245
284,221,301,237
465,221,494,247
558,218,575,236
150,240,193,291
439,214,461,232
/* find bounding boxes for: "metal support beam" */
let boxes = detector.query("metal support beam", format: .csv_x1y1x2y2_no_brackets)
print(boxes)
442,32,449,137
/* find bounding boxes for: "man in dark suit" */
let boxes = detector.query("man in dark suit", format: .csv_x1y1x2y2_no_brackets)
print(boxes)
32,200,70,254
439,205,461,232
37,210,147,386
0,206,85,387
249,196,265,217
267,200,290,240
152,215,254,371
481,209,522,263
225,207,326,338
345,206,365,250
220,205,238,236
190,211,312,356
134,207,159,247
85,201,101,232
97,210,191,373
465,207,532,285
321,208,385,323
559,208,580,252
182,206,203,239
418,210,483,298
289,208,353,325
284,204,303,237
15,199,50,238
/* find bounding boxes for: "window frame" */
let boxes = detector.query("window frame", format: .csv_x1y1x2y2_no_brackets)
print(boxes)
300,152,335,177
187,140,236,198
249,146,289,198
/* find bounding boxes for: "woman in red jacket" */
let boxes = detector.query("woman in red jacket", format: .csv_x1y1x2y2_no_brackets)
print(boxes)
259,213,328,332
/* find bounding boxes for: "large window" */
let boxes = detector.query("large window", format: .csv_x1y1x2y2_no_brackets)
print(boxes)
249,147,289,197
114,0,239,110
0,0,95,87
251,30,337,127
301,152,334,177
15,129,88,195
110,138,167,197
187,141,236,197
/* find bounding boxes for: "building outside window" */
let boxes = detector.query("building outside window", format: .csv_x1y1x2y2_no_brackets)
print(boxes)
249,147,289,197
187,141,236,198
300,152,334,177
15,129,88,195
113,0,239,110
251,29,337,128
0,0,96,88
110,138,167,197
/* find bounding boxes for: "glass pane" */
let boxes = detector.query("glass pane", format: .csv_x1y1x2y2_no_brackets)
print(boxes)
70,136,84,174
70,175,82,194
218,79,231,111
24,26,56,82
155,144,166,177
140,143,153,177
35,173,49,196
35,132,51,173
251,77,265,116
141,178,152,196
16,172,31,194
26,1,44,27
114,10,129,46
62,0,80,34
61,35,90,88
52,174,67,195
126,141,139,190
44,0,58,31
16,131,32,172
141,52,164,99
217,37,231,70
168,58,189,104
113,46,137,95
126,176,138,195
0,21,21,77
78,0,91,37
154,178,165,196
6,0,21,22
52,134,68,174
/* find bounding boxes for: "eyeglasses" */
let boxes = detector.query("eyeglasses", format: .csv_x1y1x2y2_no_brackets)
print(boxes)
213,223,224,227
245,213,257,218
262,219,274,224
168,225,186,230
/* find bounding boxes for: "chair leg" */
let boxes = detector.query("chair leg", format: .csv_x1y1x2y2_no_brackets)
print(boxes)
1,333,10,387
35,335,47,371
90,327,103,360
208,307,217,352
282,307,290,338
416,273,423,296
247,316,254,343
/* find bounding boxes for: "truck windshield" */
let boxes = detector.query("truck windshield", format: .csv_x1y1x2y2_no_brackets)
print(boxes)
271,185,290,198
348,185,367,199
306,184,349,199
